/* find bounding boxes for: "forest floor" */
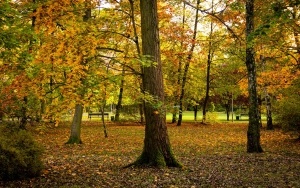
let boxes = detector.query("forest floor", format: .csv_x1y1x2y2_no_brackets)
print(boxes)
1,121,300,188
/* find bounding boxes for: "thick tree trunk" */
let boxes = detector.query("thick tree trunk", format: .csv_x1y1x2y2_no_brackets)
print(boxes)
246,0,263,153
130,0,181,167
66,104,83,144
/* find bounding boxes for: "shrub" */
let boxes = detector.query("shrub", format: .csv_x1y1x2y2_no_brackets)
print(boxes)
274,97,300,139
0,122,44,181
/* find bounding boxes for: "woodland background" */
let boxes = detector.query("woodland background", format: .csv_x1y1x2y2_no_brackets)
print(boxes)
0,0,300,186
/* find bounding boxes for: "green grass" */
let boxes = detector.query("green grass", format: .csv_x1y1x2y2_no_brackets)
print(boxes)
69,111,266,123
166,111,255,122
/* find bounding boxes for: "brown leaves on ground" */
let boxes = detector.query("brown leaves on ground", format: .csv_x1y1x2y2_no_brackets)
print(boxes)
1,122,300,187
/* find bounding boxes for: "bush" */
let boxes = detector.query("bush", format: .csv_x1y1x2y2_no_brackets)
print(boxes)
0,122,44,181
274,97,300,139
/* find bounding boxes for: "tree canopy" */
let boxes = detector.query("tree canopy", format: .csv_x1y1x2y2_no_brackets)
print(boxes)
1,0,300,157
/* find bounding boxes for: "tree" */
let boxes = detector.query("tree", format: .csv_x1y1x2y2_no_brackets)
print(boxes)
129,0,181,167
66,1,92,144
245,0,263,153
177,0,200,126
0,0,39,128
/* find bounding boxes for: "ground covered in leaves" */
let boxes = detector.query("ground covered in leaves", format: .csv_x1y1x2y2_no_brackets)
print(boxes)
1,121,300,187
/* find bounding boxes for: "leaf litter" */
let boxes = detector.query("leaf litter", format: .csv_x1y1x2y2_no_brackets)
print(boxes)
0,122,299,188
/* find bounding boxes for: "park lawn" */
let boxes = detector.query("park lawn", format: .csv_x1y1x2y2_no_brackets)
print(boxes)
1,121,299,187
81,111,253,122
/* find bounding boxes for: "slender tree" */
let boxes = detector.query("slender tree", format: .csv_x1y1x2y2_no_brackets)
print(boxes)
129,0,181,167
177,0,200,126
172,1,186,124
202,1,215,124
245,0,263,153
115,65,125,122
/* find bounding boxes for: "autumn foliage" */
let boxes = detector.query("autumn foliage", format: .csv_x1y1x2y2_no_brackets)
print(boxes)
1,0,300,184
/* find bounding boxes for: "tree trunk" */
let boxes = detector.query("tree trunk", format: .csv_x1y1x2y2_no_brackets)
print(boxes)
265,94,273,130
66,2,91,144
129,0,144,125
130,0,181,167
202,18,213,124
261,55,273,130
100,106,108,138
246,0,263,153
171,110,177,123
177,0,200,126
193,105,198,121
225,103,230,121
172,2,185,124
20,96,28,129
66,104,83,144
202,57,211,123
115,66,125,122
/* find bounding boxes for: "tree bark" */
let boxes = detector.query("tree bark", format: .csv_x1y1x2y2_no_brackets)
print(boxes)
177,0,200,126
129,0,144,124
66,1,91,144
202,46,212,124
261,55,273,130
193,105,198,121
130,0,181,167
115,66,125,122
100,106,108,138
265,94,273,130
20,96,28,130
246,0,263,153
66,104,83,144
225,103,230,121
202,1,214,124
172,2,185,124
